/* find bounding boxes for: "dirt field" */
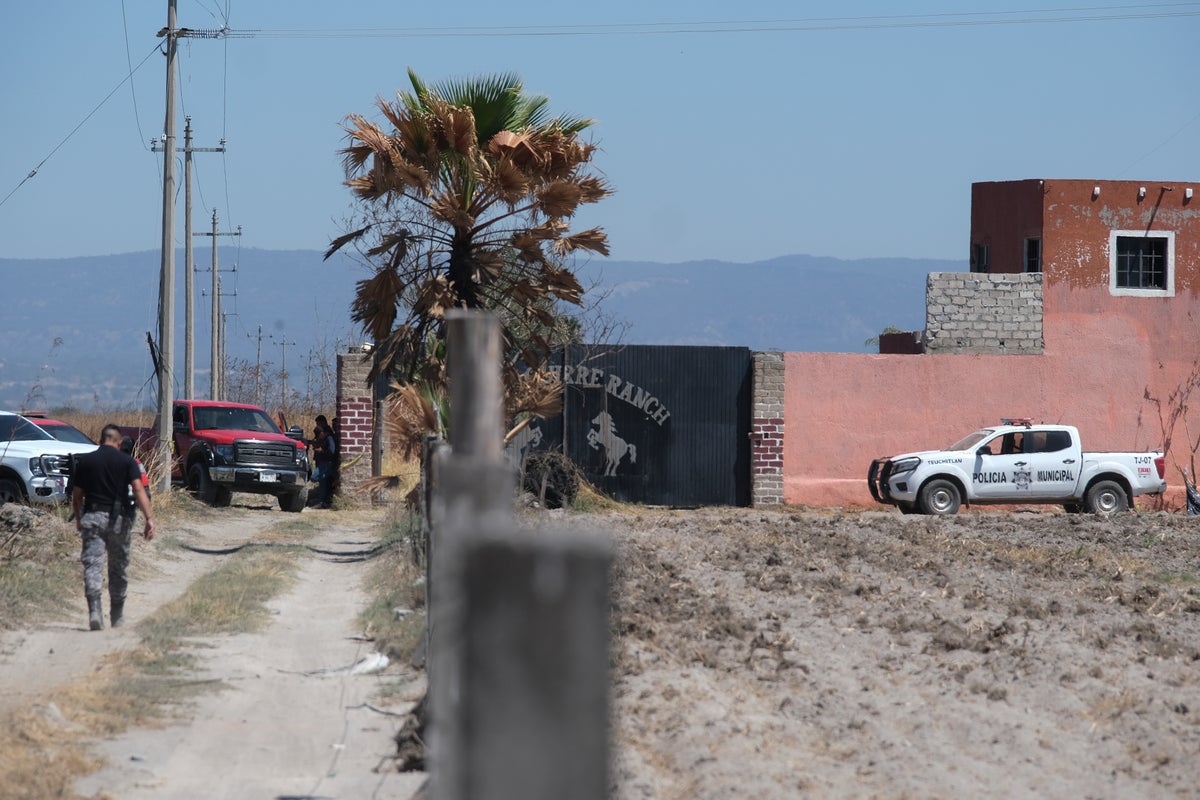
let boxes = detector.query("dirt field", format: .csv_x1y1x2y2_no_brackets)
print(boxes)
604,506,1200,799
5,501,1200,798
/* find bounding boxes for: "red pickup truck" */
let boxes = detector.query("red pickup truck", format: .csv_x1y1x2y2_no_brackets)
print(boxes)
124,400,310,512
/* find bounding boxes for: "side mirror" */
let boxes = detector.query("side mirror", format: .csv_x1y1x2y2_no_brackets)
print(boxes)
977,446,992,456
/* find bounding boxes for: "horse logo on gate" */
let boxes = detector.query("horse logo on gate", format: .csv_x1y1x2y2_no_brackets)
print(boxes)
587,411,637,476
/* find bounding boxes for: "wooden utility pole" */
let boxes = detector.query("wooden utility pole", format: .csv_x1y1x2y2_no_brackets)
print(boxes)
154,0,178,495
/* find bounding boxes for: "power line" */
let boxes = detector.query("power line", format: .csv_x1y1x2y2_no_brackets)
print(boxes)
119,0,152,153
0,43,160,211
214,4,1200,39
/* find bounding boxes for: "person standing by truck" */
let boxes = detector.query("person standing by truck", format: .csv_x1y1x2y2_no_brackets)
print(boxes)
310,414,337,508
69,424,155,630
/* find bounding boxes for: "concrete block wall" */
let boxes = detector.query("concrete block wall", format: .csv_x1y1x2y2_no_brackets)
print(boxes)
751,351,784,507
336,352,376,499
923,272,1044,354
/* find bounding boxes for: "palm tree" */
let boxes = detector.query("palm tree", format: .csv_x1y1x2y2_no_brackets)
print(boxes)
327,68,611,388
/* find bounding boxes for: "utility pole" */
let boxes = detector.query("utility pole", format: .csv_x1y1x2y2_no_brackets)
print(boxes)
181,117,225,399
219,306,237,400
270,334,296,414
153,5,224,493
248,324,264,406
196,209,240,400
154,0,179,496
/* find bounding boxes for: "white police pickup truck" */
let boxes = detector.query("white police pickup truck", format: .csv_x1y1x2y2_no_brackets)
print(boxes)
867,419,1166,515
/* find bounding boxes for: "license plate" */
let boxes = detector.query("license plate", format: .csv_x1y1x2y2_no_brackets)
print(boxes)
260,471,278,483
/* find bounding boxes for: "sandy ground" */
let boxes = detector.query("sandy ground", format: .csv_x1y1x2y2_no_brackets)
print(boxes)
7,500,1200,798
603,506,1200,799
0,498,424,800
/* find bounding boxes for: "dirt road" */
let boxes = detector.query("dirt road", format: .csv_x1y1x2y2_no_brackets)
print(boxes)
0,500,424,800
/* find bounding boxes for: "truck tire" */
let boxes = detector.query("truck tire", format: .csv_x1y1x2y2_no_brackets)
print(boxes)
1085,480,1128,514
213,486,233,508
279,486,308,513
188,463,217,505
919,479,961,515
0,478,24,505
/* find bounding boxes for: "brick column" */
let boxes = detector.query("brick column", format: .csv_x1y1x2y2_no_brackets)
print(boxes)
336,352,376,501
751,351,784,507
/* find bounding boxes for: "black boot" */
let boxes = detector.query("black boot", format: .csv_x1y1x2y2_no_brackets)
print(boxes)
87,594,104,631
110,597,125,628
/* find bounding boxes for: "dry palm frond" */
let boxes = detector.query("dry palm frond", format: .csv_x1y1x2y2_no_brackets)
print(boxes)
576,175,611,204
552,227,610,257
324,224,372,260
351,268,406,342
504,367,563,422
411,275,455,319
536,181,584,218
429,193,474,229
485,157,532,202
384,380,445,459
542,267,585,303
365,229,412,261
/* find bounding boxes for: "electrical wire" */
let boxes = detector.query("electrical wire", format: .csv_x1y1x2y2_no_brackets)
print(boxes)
119,0,152,154
1114,111,1200,179
215,3,1200,39
0,43,160,211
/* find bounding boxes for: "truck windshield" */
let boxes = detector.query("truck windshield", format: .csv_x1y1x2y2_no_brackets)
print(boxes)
947,429,994,451
193,407,281,433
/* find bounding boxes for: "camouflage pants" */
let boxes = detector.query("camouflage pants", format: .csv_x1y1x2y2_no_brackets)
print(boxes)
79,509,134,601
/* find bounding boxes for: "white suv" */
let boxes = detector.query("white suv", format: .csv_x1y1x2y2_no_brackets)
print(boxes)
0,411,98,505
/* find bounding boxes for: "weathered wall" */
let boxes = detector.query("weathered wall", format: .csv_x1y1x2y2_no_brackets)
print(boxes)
923,272,1043,354
781,345,1179,508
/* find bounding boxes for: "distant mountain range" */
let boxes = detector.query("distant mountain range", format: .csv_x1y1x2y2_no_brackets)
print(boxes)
0,249,962,410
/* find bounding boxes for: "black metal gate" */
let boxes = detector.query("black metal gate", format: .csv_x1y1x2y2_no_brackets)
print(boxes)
515,344,752,507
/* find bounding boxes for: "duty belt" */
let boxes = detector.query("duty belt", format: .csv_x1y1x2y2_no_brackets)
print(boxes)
84,499,122,532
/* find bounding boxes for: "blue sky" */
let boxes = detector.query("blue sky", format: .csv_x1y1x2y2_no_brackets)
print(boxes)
1,1,1197,264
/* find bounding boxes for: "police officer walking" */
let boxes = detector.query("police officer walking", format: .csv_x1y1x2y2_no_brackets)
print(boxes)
69,424,156,630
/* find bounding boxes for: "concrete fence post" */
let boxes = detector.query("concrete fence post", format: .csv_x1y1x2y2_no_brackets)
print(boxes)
427,310,612,800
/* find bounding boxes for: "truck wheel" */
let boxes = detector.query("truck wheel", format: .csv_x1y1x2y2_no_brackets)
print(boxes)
0,478,25,505
213,486,233,508
919,479,961,515
188,463,217,505
1085,480,1128,514
279,486,308,513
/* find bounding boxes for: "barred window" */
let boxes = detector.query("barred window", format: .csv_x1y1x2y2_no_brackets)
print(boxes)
1110,230,1174,296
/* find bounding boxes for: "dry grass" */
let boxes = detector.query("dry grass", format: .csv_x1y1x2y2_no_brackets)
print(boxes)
357,505,426,663
0,509,79,632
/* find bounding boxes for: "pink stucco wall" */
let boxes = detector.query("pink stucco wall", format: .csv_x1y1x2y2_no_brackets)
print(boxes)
784,178,1200,510
783,346,1168,508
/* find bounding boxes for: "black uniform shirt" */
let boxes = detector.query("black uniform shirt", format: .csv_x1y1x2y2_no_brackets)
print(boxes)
70,446,141,508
